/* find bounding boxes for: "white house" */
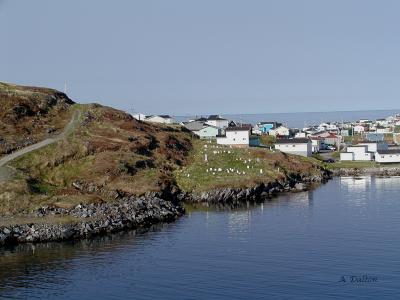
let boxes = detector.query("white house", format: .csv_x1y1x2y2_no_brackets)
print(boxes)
340,146,373,161
317,122,338,132
274,138,312,157
145,115,174,124
132,113,146,121
375,150,400,163
376,126,391,134
252,124,262,135
340,152,354,161
194,125,220,140
216,127,250,147
310,137,322,153
269,126,290,137
376,119,389,126
206,115,229,129
358,141,388,154
295,132,307,138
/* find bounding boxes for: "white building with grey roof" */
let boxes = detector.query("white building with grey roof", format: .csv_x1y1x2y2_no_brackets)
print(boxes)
274,138,312,157
375,149,400,163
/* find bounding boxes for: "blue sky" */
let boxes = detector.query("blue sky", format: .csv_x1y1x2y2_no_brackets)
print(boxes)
1,0,400,115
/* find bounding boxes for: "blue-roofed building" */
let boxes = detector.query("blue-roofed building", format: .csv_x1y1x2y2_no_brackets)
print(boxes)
257,121,282,134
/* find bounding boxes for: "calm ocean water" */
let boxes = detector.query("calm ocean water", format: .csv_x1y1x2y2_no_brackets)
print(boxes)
1,177,400,299
177,109,400,128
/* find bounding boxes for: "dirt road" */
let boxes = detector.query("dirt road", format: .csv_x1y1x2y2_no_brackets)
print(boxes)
0,110,80,181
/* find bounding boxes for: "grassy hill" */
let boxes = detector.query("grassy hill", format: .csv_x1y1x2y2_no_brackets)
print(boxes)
0,82,74,156
0,83,192,215
175,140,325,192
0,82,327,223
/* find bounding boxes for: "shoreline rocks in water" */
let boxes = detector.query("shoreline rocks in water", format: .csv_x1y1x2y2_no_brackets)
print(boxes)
180,173,331,208
0,197,183,246
332,167,400,177
0,171,332,246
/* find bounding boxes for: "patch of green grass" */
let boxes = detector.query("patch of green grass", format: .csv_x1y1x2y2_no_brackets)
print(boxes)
43,156,95,186
312,153,324,161
175,141,268,192
175,140,316,192
26,178,56,195
327,160,378,169
259,135,276,147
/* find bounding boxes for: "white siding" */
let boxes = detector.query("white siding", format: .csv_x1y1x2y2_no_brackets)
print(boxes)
216,130,249,146
311,139,321,153
269,127,290,137
132,113,146,121
145,116,173,124
194,126,219,139
206,120,229,128
340,152,354,161
275,142,312,157
342,146,373,161
358,142,388,153
375,153,400,163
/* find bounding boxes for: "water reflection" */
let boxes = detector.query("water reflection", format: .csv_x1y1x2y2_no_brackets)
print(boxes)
340,176,400,210
228,210,251,240
0,224,174,298
340,176,372,192
2,178,399,299
373,176,400,191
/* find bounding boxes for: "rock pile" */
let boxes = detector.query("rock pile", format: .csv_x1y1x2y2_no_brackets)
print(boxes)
0,197,183,246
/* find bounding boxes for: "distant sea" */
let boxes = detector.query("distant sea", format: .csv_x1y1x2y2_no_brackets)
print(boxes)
175,109,400,128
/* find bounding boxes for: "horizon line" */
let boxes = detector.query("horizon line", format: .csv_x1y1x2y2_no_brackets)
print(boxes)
170,108,400,118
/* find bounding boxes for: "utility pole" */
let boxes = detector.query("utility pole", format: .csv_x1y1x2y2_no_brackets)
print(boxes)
64,81,67,94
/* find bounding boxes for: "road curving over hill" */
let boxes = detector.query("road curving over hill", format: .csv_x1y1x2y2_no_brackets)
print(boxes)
0,109,81,181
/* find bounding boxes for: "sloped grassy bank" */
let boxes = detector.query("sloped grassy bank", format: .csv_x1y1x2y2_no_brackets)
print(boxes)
0,82,331,245
0,140,331,246
175,140,331,207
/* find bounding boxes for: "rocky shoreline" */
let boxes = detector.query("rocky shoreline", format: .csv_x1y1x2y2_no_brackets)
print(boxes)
332,167,400,177
0,171,331,246
180,173,331,208
0,196,183,246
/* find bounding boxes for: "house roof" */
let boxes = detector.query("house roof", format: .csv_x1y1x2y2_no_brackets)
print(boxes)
225,126,251,132
347,145,368,148
195,117,208,122
259,121,281,125
377,150,400,154
146,115,171,120
208,115,227,121
228,120,237,126
200,124,219,130
275,138,310,144
184,121,205,131
272,126,289,130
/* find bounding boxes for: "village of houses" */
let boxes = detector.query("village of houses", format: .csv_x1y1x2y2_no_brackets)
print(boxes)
133,113,400,164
